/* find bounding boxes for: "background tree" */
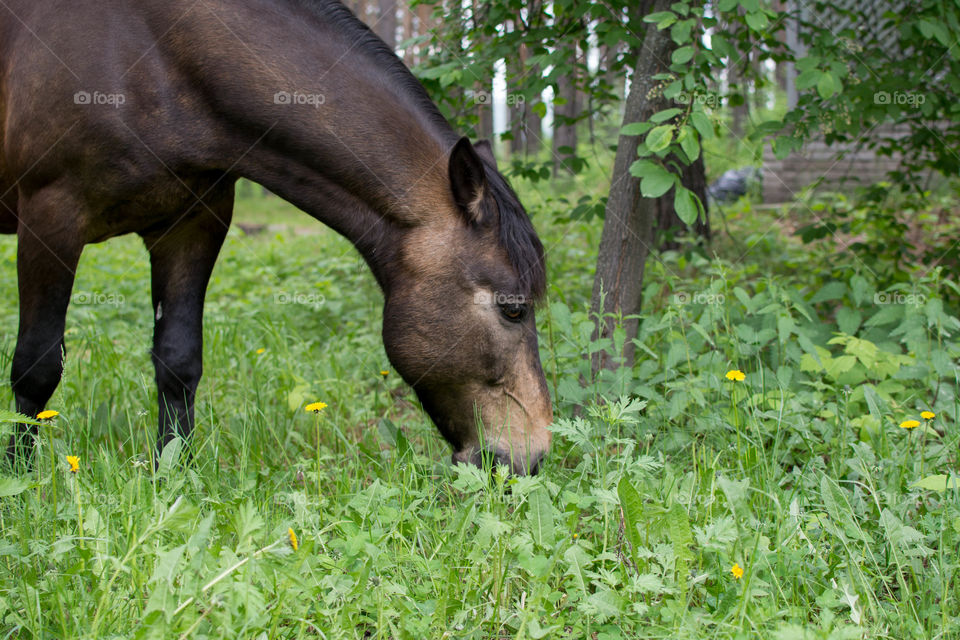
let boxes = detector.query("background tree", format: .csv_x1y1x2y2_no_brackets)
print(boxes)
410,0,960,371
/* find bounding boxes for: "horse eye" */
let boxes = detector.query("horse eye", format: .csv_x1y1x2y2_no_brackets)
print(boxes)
499,303,525,322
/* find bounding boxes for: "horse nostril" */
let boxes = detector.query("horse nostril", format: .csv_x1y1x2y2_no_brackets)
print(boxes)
493,448,546,476
460,447,547,476
528,457,542,476
490,449,513,470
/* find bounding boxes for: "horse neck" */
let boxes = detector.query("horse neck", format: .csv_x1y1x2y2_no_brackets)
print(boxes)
170,0,458,270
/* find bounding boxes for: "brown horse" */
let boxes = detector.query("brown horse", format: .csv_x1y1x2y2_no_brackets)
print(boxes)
0,0,552,474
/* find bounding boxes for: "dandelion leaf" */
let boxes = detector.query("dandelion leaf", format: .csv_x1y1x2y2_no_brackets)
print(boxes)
912,474,960,491
526,487,556,548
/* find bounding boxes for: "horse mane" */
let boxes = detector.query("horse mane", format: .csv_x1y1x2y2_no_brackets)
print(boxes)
480,163,547,303
292,0,547,302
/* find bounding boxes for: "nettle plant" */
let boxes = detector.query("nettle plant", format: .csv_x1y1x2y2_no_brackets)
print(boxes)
627,0,960,223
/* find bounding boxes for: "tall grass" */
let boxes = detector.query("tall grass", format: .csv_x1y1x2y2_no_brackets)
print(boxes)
0,185,957,638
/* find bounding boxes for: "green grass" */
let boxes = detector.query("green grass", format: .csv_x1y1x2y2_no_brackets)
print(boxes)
0,180,958,638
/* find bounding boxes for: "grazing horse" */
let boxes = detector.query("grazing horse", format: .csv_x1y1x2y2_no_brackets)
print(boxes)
0,0,552,474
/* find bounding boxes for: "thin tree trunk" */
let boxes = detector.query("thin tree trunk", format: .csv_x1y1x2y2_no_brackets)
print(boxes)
470,0,494,140
589,0,673,373
375,0,397,49
509,36,526,157
402,2,413,64
552,41,579,174
729,13,749,137
525,92,542,156
416,4,433,65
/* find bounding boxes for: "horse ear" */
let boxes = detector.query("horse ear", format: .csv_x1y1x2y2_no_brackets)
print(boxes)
449,137,487,222
473,139,498,168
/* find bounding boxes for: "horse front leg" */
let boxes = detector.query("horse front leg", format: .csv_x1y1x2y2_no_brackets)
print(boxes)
7,189,84,466
142,185,232,456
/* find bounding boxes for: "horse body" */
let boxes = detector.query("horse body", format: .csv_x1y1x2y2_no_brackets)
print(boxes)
1,0,552,474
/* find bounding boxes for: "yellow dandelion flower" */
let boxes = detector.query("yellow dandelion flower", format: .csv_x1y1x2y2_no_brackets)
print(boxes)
256,348,265,355
731,563,744,579
66,455,80,473
900,420,920,429
921,411,935,420
304,402,327,413
725,370,746,382
288,527,299,551
37,410,59,420
380,370,389,378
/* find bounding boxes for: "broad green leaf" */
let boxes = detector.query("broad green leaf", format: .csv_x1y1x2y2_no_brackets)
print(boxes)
820,477,850,543
641,171,677,198
629,159,665,179
159,495,200,534
526,619,562,639
672,46,694,65
377,417,398,446
518,553,552,578
563,544,591,593
772,135,800,159
690,111,714,138
673,186,699,224
817,72,838,99
679,126,700,161
0,476,30,498
862,384,886,422
650,108,683,124
796,68,822,90
912,474,960,491
617,476,644,569
286,382,311,412
645,125,674,152
666,503,694,598
919,19,951,46
880,509,924,550
527,487,556,548
744,11,769,31
836,307,862,335
810,281,846,303
671,18,694,45
157,438,184,476
621,122,652,136
644,11,677,29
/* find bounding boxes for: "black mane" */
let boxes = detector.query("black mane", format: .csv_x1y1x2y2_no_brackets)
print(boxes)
482,163,547,302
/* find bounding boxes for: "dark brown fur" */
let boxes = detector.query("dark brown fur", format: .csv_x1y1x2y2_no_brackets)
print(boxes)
0,0,551,473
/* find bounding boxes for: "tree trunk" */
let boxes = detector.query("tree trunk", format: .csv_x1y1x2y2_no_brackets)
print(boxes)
471,0,494,140
509,37,526,157
375,0,397,49
728,14,750,137
589,0,674,373
416,4,433,66
401,2,413,64
552,42,579,175
525,91,542,156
